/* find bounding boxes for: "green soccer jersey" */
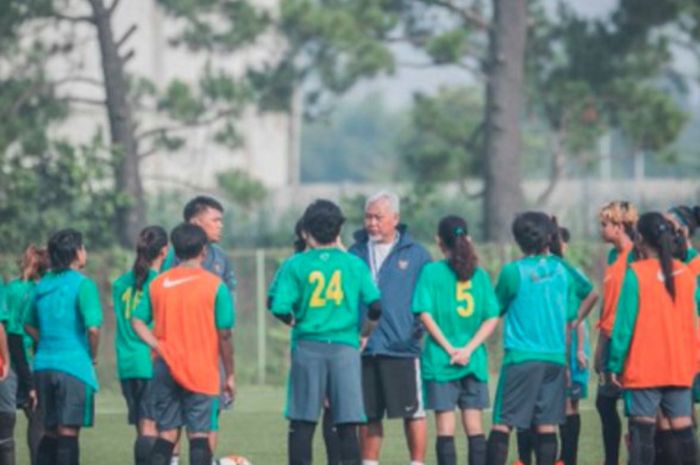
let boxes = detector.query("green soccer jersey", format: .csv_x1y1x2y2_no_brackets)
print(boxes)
4,279,35,336
270,248,380,348
112,270,157,379
412,262,499,382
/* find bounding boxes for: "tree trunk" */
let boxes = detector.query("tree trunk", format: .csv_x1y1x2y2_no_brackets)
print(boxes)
89,0,145,247
482,0,527,242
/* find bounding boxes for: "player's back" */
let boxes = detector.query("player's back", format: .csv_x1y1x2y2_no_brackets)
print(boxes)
275,248,376,347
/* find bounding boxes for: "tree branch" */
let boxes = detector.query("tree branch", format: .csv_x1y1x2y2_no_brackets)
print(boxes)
116,24,137,49
52,75,105,88
61,96,107,106
424,0,489,30
136,110,238,140
137,147,159,160
108,0,124,15
51,12,95,24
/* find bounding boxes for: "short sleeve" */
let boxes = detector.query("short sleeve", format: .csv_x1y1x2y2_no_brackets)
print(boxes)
78,279,103,328
411,267,434,315
477,268,500,319
358,261,380,305
132,286,153,324
495,263,520,315
214,283,235,329
270,259,300,315
0,283,8,323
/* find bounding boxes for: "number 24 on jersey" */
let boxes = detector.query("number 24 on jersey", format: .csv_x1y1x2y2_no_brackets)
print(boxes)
309,270,344,307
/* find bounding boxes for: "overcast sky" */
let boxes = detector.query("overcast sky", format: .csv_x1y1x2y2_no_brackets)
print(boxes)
348,0,698,108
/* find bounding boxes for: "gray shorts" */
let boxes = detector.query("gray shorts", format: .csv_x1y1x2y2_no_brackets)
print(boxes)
0,370,17,413
493,362,566,429
152,358,218,433
425,375,489,412
35,370,94,429
120,378,156,425
286,340,366,424
623,387,693,419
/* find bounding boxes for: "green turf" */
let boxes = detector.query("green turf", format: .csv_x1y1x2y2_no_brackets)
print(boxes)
13,385,622,464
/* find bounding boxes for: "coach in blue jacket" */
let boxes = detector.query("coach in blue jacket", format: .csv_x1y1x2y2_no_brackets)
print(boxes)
350,190,431,465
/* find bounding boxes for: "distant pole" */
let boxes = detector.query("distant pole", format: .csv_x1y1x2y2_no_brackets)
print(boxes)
256,249,266,385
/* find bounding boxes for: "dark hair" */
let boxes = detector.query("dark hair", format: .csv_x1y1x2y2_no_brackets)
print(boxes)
438,215,477,281
670,225,688,261
183,196,224,222
668,205,700,237
18,245,49,281
302,199,345,245
637,212,677,300
548,216,564,258
48,229,84,271
133,226,168,290
512,212,555,255
171,223,208,261
293,218,306,253
559,227,571,244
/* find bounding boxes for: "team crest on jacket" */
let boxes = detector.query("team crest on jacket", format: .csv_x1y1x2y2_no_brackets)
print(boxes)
398,260,409,270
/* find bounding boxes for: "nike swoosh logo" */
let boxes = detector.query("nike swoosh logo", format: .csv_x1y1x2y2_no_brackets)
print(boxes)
162,276,199,288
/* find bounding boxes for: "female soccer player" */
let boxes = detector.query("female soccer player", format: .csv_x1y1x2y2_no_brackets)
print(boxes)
412,215,499,465
666,205,700,273
3,245,49,465
112,226,168,465
270,199,382,465
608,212,699,465
595,201,638,465
486,212,576,465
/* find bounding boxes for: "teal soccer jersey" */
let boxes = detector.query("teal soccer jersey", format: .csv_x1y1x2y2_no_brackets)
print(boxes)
271,248,380,347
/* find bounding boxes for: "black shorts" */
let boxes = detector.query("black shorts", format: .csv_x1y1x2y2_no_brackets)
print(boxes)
121,378,156,425
35,371,94,430
362,356,425,421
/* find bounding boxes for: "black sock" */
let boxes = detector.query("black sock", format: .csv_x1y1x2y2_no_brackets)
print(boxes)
149,438,174,465
134,436,157,465
535,433,557,465
486,430,509,465
516,429,535,465
654,429,677,465
37,436,57,465
289,420,316,465
672,426,699,465
335,423,360,465
0,411,16,465
188,437,211,465
596,395,621,465
323,408,341,465
55,436,78,465
628,421,655,465
468,434,486,465
560,414,580,465
435,435,456,465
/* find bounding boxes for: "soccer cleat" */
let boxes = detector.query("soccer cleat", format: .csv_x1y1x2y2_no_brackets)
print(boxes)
555,461,564,465
511,461,526,465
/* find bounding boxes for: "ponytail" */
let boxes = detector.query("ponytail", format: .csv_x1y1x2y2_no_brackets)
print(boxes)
438,215,477,281
133,226,168,291
17,245,49,281
637,213,676,300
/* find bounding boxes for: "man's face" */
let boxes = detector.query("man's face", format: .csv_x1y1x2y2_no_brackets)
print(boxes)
191,207,223,242
364,199,399,243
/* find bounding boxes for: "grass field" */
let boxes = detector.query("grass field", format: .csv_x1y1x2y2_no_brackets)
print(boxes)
12,385,623,465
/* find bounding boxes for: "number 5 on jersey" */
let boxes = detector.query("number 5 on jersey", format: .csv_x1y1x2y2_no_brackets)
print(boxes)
456,281,474,317
309,270,344,307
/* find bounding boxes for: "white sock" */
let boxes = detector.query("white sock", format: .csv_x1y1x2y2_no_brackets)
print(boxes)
170,456,179,465
409,462,425,465
362,461,379,465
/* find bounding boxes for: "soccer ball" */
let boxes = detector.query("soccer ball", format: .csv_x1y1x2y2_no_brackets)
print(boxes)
216,455,252,465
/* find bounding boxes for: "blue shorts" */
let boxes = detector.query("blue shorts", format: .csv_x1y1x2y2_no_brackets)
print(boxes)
623,387,692,419
425,374,489,412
